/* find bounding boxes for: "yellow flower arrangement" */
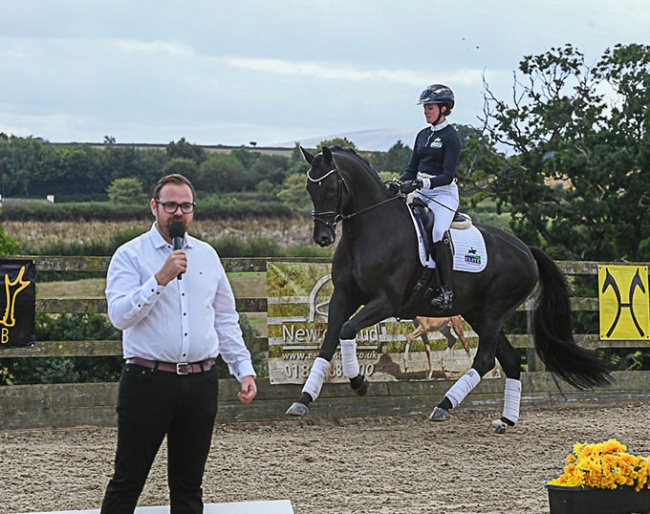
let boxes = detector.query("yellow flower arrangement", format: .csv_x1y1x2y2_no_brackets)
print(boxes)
549,439,650,492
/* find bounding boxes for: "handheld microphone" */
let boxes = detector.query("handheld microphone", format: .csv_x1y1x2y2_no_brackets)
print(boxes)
168,221,186,280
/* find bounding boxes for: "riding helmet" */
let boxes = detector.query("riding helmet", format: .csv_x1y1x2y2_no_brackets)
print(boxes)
417,84,455,110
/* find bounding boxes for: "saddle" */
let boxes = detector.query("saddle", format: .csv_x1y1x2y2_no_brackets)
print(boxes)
400,199,472,316
410,197,471,264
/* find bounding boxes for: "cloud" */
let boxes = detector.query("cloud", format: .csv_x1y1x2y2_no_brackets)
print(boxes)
221,56,487,88
110,39,194,57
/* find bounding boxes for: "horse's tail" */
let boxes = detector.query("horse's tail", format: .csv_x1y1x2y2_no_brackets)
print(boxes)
529,247,613,389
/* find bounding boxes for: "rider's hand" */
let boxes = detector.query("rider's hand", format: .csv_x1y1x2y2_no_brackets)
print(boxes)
399,179,422,194
387,181,400,195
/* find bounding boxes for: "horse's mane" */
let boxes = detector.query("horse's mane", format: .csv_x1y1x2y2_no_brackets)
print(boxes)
328,146,386,189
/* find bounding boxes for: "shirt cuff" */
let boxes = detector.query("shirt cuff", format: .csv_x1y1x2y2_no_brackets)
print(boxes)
141,275,165,302
231,360,257,382
421,177,432,189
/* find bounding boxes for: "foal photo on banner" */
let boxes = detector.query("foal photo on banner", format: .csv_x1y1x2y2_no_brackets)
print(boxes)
266,262,498,385
0,259,36,348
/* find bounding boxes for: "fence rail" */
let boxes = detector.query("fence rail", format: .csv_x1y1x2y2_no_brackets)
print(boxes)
1,255,649,430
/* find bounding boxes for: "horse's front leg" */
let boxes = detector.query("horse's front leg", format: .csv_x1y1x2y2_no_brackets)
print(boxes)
286,291,357,417
338,301,392,398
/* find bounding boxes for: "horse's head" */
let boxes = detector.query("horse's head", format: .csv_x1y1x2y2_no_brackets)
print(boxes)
301,146,348,247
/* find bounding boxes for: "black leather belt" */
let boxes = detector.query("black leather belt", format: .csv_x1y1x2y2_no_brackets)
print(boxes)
126,357,216,375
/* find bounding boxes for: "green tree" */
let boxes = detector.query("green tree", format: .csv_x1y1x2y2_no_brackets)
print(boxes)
107,177,148,204
318,137,358,151
196,153,246,193
369,140,412,173
163,158,200,188
476,43,650,261
0,226,20,255
166,137,206,163
277,173,311,211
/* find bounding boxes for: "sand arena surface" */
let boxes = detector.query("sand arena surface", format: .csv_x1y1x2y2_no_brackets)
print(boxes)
2,403,650,514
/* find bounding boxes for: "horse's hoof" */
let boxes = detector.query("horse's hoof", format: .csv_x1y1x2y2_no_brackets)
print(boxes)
353,378,370,396
429,406,449,422
286,402,309,417
491,420,508,434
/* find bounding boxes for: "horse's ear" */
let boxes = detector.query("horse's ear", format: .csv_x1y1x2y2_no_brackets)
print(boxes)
299,146,314,165
322,146,333,166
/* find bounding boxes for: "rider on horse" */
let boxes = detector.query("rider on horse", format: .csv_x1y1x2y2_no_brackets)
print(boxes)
399,84,461,311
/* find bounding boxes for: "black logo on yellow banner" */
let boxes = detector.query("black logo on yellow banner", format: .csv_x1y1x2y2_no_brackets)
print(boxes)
598,265,650,340
0,259,36,348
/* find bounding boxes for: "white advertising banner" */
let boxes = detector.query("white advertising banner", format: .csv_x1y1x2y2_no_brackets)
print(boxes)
267,262,500,385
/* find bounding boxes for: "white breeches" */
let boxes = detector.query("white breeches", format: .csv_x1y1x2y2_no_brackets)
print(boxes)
415,180,459,242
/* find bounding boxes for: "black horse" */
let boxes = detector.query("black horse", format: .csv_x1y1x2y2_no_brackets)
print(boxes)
286,146,611,432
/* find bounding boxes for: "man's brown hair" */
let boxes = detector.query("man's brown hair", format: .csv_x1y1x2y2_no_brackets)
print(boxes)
152,174,197,201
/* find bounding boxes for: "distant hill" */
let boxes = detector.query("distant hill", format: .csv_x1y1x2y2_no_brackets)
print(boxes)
269,128,418,152
49,128,420,156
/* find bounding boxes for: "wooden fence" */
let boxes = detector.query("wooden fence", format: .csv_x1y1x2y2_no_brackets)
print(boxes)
1,256,649,430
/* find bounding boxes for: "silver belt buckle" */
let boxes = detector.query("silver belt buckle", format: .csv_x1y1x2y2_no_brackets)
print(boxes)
176,362,190,375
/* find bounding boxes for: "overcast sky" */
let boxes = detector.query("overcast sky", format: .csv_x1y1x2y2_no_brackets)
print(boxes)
1,0,648,150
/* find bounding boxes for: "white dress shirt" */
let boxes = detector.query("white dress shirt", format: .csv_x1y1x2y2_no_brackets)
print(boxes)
105,223,255,381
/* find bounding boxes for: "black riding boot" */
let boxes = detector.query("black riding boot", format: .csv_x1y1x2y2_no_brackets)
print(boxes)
431,236,453,310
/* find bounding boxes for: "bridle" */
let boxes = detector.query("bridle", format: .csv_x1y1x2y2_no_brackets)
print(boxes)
306,164,400,231
307,167,348,231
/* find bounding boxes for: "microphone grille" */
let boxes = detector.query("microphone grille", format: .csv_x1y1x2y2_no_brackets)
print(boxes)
168,221,186,239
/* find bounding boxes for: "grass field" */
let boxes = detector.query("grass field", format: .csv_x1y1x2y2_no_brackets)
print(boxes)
3,218,313,249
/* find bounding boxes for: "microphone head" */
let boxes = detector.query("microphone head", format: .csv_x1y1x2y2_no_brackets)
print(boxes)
168,221,186,240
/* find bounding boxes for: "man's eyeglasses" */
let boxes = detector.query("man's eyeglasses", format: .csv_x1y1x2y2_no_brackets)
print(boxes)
155,199,196,214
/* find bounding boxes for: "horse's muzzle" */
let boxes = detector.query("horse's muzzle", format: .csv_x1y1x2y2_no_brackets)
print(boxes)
313,226,335,247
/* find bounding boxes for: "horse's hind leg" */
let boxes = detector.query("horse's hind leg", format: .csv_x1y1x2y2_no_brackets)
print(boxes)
439,325,456,351
491,334,522,434
452,316,472,359
430,315,501,422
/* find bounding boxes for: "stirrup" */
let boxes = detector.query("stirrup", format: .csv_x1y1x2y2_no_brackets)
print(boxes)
431,289,453,309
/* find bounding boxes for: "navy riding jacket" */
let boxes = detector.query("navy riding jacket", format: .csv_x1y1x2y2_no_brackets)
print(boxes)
400,123,462,188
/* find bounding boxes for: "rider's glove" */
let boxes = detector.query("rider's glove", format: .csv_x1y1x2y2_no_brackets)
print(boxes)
386,181,400,195
399,179,422,194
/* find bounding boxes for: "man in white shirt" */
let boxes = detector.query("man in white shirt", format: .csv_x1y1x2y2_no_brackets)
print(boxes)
100,173,257,514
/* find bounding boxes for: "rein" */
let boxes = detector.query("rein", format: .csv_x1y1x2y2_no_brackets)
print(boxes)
307,166,400,229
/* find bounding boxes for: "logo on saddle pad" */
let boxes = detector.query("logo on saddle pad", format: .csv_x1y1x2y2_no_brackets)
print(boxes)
464,247,481,266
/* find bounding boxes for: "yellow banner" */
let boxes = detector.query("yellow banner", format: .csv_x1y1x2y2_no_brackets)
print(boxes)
598,265,650,340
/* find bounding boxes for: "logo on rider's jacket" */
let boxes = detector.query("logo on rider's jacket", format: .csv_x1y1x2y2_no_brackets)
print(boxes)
430,138,443,149
464,247,482,265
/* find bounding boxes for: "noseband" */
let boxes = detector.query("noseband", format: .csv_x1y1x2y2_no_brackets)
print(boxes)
307,164,400,231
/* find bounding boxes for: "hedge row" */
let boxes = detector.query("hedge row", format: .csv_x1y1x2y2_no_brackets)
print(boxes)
0,198,295,221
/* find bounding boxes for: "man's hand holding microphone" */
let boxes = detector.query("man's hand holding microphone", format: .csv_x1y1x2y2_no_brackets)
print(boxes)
155,221,187,286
